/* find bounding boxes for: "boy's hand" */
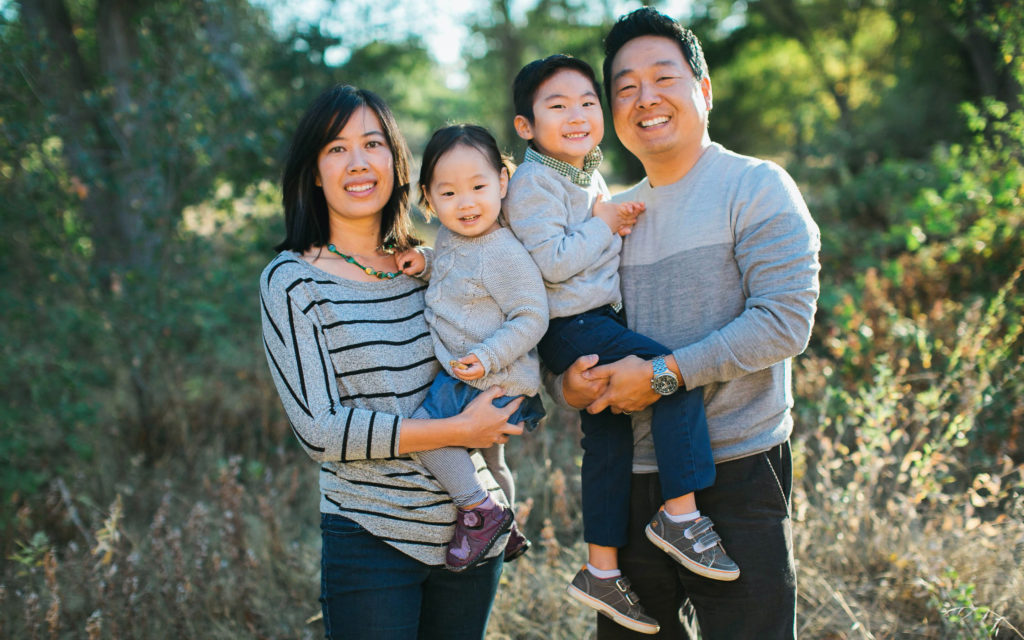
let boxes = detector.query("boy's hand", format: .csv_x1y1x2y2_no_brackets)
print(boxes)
450,354,485,381
592,195,645,237
614,201,645,236
396,248,425,276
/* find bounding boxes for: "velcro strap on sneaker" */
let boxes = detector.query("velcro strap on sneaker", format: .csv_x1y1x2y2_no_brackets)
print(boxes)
684,517,714,539
614,578,640,606
693,529,722,552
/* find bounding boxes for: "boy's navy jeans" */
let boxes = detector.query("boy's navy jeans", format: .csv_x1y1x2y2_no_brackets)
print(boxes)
537,305,716,548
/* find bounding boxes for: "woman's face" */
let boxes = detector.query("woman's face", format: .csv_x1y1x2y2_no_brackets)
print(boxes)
316,106,395,228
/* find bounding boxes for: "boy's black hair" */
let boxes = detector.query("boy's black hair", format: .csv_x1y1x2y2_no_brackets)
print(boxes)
417,124,513,218
276,84,419,253
602,7,709,104
512,54,602,123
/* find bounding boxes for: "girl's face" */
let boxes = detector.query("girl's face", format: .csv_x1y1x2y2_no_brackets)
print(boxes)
425,145,507,238
316,106,395,228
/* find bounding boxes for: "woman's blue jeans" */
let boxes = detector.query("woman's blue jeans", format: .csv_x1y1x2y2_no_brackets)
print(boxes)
319,513,502,639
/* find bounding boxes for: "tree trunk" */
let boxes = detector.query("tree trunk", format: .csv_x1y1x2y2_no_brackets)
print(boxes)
495,0,524,148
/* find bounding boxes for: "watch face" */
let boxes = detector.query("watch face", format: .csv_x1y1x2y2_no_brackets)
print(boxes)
652,374,679,395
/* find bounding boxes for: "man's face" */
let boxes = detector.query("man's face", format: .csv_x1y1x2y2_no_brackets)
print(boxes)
609,35,712,171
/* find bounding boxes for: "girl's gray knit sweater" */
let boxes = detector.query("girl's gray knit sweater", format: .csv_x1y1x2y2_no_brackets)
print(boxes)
260,251,504,566
422,226,548,395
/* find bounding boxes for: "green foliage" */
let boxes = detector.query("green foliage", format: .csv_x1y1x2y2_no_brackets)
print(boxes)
2,0,1024,637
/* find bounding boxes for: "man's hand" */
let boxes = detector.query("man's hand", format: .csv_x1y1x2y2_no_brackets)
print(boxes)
561,354,609,409
451,354,485,381
586,355,660,415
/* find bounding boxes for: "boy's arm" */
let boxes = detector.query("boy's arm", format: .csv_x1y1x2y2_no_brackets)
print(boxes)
505,170,618,284
467,241,549,376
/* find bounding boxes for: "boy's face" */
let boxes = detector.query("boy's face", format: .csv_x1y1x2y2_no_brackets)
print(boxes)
514,69,604,169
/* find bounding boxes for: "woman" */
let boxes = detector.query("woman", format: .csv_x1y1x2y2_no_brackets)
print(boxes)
260,85,524,639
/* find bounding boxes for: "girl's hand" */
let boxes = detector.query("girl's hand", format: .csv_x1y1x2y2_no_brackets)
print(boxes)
396,248,426,275
450,354,485,381
456,386,524,448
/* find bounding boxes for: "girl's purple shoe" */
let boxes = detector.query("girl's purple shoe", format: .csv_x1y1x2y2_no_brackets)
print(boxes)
445,501,514,571
504,521,532,562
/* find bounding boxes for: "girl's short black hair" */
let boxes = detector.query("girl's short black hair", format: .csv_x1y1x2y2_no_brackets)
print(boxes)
276,84,419,253
602,7,709,105
512,54,602,123
417,124,513,219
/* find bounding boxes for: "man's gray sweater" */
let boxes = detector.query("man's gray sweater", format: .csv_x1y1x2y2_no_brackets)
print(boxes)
615,143,821,469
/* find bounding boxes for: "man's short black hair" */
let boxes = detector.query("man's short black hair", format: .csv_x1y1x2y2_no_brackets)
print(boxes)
602,7,709,104
513,54,602,123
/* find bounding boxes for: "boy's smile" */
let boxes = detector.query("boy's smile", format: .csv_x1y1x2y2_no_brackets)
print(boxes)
514,69,604,169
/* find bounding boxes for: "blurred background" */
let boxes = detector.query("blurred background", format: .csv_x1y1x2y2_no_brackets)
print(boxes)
1,0,1022,637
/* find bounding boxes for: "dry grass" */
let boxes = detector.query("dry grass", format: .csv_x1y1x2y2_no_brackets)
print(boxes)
3,264,1022,638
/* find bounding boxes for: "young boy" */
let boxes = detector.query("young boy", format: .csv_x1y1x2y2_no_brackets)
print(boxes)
503,54,739,635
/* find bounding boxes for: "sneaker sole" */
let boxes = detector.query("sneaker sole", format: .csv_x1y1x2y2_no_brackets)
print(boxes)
445,509,514,572
566,583,661,635
645,524,740,582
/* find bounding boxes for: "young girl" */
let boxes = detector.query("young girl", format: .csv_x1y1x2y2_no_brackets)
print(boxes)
397,124,549,572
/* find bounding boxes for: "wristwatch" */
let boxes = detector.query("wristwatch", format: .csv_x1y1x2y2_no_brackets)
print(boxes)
650,356,680,396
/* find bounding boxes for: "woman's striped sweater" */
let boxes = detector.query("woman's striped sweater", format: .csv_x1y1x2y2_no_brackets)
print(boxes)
260,251,504,566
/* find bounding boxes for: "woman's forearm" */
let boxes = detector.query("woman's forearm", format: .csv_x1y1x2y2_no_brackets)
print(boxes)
396,416,467,454
397,387,524,454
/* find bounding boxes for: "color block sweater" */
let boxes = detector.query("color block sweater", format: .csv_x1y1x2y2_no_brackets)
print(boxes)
260,251,504,565
614,143,821,468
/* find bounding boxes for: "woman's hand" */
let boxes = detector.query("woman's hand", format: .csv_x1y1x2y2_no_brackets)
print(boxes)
455,386,524,448
397,387,524,454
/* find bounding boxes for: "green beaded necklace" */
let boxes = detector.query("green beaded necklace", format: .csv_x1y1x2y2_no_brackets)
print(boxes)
326,244,401,280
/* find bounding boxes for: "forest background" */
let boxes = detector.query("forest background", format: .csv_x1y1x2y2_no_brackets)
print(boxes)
1,0,1022,637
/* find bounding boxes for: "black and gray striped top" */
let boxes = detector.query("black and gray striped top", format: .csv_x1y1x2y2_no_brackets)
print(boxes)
260,251,503,565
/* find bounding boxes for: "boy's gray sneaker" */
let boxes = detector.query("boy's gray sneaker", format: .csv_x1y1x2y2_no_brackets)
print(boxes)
645,509,740,581
566,567,660,635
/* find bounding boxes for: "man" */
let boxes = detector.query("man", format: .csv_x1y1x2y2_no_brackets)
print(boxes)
560,7,821,638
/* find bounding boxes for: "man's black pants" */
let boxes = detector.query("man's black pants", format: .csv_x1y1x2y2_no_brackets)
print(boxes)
596,440,797,640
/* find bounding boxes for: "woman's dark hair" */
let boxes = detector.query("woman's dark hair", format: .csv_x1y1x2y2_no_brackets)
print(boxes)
417,124,514,219
513,54,602,123
276,84,419,253
602,7,709,105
